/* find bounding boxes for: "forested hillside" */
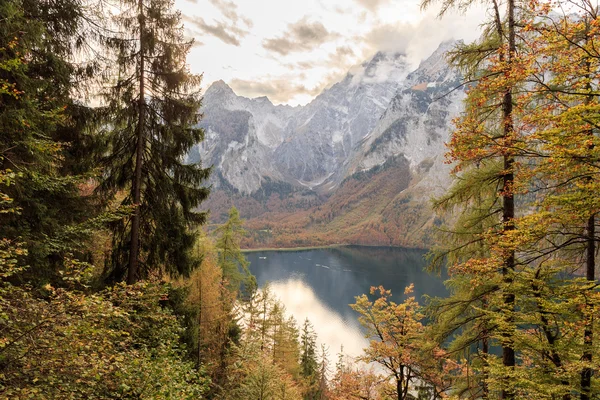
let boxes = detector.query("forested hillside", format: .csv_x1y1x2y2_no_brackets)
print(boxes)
1,0,600,398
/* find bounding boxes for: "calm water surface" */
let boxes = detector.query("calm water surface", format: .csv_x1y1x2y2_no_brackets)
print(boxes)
245,246,447,360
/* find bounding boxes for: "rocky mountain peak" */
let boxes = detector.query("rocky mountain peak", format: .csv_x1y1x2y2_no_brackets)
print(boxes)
190,40,462,196
347,51,409,87
407,39,461,86
205,80,235,97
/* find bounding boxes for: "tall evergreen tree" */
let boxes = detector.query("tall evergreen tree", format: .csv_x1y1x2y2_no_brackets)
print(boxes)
0,0,106,282
300,318,318,380
100,0,210,283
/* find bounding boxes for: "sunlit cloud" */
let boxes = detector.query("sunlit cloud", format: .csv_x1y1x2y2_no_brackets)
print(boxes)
263,17,340,56
177,0,486,105
229,76,325,105
354,0,393,12
183,16,249,46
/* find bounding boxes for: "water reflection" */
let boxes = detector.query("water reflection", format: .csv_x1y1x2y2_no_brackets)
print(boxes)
247,246,447,360
268,279,368,359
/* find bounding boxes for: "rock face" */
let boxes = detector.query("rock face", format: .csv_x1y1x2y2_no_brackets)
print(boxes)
189,40,465,248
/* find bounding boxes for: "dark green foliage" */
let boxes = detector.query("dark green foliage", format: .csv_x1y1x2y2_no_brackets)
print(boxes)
251,177,296,202
300,318,319,398
0,0,107,284
99,0,210,282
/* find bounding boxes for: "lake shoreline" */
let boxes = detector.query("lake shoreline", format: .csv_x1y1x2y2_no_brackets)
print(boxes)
241,243,428,253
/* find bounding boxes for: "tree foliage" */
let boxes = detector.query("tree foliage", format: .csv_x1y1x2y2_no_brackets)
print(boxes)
424,0,600,398
352,284,455,399
99,0,210,283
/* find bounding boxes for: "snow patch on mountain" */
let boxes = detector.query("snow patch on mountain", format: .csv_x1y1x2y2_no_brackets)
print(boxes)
189,40,464,196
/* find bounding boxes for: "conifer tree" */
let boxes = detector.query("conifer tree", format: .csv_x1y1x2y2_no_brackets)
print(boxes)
515,4,600,397
420,0,530,395
216,206,253,290
100,0,210,283
424,0,600,397
300,318,318,383
316,344,330,400
0,0,106,282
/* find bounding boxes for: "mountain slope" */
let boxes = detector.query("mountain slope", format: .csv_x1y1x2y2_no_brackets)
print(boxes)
193,41,464,248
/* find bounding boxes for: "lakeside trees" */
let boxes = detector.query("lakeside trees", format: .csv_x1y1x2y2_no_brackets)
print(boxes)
422,0,600,398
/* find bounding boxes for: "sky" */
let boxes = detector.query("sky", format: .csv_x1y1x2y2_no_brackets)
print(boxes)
176,0,487,106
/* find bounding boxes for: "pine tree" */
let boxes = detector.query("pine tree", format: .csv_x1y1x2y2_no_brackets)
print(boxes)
100,0,210,283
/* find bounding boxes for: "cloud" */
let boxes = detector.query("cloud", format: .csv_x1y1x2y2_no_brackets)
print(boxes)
284,46,357,74
184,28,204,47
354,0,391,12
208,0,253,28
183,0,253,46
361,7,484,67
183,16,248,46
229,76,327,104
328,45,355,65
263,17,340,56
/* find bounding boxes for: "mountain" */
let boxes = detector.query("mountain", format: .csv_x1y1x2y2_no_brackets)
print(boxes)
189,40,464,248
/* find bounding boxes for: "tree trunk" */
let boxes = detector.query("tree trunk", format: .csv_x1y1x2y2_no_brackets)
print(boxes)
581,213,595,400
482,321,489,399
501,0,516,397
127,0,146,285
198,264,203,365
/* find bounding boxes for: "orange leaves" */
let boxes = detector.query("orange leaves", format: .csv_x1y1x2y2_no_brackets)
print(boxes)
351,285,455,398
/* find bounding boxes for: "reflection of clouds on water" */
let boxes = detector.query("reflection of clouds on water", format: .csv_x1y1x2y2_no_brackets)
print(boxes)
269,279,368,362
247,246,446,370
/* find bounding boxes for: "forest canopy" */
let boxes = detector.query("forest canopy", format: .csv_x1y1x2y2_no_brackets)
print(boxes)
1,0,600,398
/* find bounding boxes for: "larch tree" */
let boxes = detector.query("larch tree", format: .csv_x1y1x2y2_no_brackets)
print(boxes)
216,206,254,291
100,0,210,283
515,3,600,397
420,0,534,395
424,0,600,397
351,285,453,400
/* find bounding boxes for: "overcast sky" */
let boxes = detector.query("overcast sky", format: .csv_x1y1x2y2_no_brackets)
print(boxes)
176,0,486,106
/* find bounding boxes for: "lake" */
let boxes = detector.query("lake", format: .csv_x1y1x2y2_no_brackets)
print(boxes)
245,245,447,361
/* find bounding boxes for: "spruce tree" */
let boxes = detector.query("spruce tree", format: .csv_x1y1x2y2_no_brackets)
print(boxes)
0,0,105,282
100,0,210,283
300,318,319,399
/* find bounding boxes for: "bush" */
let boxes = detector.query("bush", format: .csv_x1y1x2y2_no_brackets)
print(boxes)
0,279,209,399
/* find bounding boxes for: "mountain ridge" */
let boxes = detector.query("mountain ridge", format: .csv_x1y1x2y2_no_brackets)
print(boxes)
190,40,464,248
